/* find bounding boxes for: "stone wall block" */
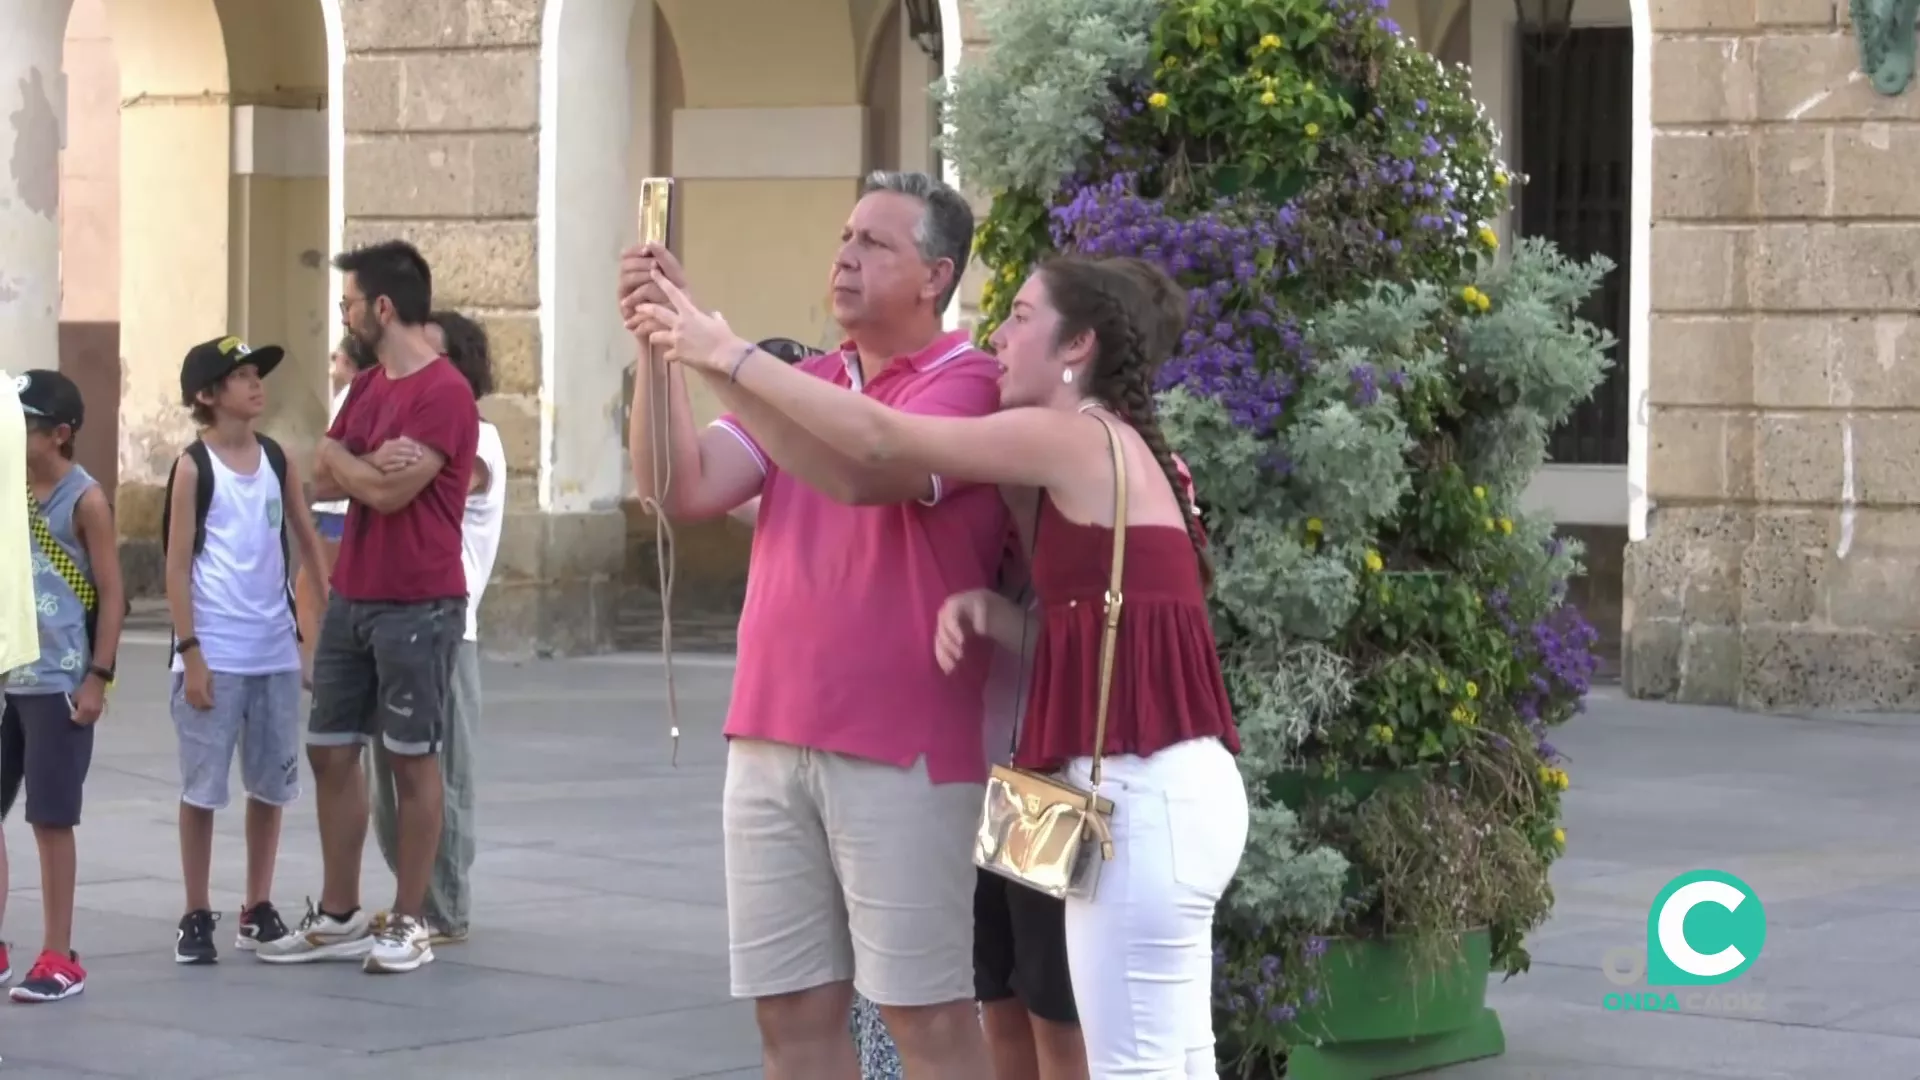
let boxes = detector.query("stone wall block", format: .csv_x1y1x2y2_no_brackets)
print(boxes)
1831,125,1920,217
341,220,538,308
1740,627,1920,709
342,0,543,50
482,313,543,397
1752,225,1920,311
1651,37,1756,125
1648,316,1753,406
1650,0,1753,32
1740,530,1827,625
1647,410,1755,501
344,133,539,219
1757,0,1838,25
1753,128,1828,218
1754,412,1845,503
1650,226,1752,312
958,0,989,44
1751,316,1836,407
1763,315,1920,411
1851,412,1920,505
480,393,541,477
1653,131,1754,219
1755,34,1920,122
344,51,540,134
1624,507,1756,622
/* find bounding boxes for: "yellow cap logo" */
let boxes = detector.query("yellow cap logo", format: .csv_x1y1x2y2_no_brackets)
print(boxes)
217,336,250,357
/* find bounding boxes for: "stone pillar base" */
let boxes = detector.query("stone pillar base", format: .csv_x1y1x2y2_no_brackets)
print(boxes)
1625,505,1920,711
115,481,167,600
482,506,628,659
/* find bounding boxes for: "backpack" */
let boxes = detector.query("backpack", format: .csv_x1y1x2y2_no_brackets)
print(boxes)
160,436,298,659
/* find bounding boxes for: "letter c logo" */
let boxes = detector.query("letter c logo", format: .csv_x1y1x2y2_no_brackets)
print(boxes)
1646,871,1767,987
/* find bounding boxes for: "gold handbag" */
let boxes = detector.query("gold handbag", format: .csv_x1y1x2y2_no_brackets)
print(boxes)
973,415,1129,901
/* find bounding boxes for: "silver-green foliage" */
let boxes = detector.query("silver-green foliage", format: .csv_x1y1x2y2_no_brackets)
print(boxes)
933,0,1159,195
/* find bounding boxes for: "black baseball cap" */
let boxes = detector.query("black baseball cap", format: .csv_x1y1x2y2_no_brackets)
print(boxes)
14,369,84,431
180,336,285,404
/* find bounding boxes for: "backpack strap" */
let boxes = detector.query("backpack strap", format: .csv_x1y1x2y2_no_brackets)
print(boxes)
257,435,297,626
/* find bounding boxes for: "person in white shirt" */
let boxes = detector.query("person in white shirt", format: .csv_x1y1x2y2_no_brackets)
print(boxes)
367,311,502,944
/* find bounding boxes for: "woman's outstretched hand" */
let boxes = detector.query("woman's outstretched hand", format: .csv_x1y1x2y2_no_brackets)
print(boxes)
935,590,995,674
637,268,739,375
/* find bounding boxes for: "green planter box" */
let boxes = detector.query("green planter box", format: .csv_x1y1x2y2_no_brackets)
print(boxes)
1268,930,1504,1079
1242,768,1506,1078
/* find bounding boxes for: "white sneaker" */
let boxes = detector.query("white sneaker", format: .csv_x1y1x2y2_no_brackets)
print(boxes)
255,900,374,964
363,913,434,974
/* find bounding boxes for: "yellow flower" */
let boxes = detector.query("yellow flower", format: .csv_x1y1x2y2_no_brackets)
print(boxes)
1498,517,1514,535
1553,768,1570,790
1460,285,1481,305
1435,675,1450,693
1371,724,1395,745
1494,170,1510,188
1472,485,1487,501
1260,90,1278,106
1552,827,1567,847
1304,81,1315,93
1258,33,1282,50
1538,764,1553,784
1364,549,1383,573
1474,292,1491,312
981,278,996,302
1148,92,1169,109
1306,517,1323,534
1305,122,1321,138
1478,225,1499,249
1465,680,1479,699
1484,517,1496,532
1450,705,1470,725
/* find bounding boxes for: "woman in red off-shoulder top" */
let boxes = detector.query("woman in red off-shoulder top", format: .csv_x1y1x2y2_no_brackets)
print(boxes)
643,254,1250,1078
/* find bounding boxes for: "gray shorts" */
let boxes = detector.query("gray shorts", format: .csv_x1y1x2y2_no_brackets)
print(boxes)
169,670,304,810
308,595,465,757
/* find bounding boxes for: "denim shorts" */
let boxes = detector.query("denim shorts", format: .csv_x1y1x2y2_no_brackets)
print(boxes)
314,511,347,542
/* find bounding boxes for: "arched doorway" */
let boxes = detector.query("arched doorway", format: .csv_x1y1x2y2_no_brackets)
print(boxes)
36,0,339,592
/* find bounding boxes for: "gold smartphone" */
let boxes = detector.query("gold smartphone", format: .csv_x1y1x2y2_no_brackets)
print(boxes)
639,177,675,250
623,178,677,452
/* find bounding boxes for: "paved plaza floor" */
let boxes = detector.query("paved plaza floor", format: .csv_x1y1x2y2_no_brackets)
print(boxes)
2,634,1919,1078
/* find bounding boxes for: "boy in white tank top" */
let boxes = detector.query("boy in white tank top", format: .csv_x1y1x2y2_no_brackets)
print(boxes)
162,337,330,965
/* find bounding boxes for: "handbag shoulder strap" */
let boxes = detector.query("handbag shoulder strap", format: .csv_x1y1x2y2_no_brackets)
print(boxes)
1086,415,1128,790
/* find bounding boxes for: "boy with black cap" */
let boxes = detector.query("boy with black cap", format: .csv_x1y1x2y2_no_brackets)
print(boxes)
163,337,329,965
3,369,125,1004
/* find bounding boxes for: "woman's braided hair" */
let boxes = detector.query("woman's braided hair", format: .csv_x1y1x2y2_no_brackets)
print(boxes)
1038,255,1214,588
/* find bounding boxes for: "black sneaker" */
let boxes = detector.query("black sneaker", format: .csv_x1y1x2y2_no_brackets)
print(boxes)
236,900,290,952
175,910,218,965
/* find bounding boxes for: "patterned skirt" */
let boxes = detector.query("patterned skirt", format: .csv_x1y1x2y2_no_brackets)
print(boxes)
850,993,903,1079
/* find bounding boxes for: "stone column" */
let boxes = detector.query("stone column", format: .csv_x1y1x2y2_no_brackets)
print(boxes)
1626,2,1920,709
341,0,622,657
0,0,68,379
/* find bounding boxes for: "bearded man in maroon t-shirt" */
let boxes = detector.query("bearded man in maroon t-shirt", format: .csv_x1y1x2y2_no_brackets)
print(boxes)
255,240,479,976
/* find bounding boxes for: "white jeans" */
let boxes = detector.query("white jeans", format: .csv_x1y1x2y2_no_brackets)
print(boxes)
1061,737,1251,1079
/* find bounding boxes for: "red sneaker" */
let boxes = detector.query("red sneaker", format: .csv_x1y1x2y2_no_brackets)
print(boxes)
10,950,84,1003
0,942,10,982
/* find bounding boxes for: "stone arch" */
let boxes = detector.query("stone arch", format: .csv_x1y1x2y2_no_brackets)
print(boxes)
49,0,337,580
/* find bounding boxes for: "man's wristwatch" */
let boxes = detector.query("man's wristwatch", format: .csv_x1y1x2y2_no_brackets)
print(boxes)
175,636,200,656
86,663,114,685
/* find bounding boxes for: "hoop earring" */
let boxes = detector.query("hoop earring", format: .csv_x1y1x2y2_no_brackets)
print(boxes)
1062,368,1075,385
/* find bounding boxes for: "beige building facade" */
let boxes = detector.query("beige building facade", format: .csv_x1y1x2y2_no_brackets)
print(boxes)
0,0,1905,710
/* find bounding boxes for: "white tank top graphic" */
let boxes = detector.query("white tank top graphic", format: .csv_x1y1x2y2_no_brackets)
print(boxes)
172,444,301,676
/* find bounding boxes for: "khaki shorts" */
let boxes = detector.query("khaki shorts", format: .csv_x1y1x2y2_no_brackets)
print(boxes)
723,738,984,1006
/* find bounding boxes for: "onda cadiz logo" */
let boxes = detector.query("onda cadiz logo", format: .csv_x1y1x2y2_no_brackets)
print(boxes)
1601,870,1768,1014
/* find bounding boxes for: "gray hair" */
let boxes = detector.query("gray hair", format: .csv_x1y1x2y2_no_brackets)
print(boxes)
862,170,975,316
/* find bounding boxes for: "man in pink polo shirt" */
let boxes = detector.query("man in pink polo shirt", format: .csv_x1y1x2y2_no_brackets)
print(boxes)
619,171,1005,1079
